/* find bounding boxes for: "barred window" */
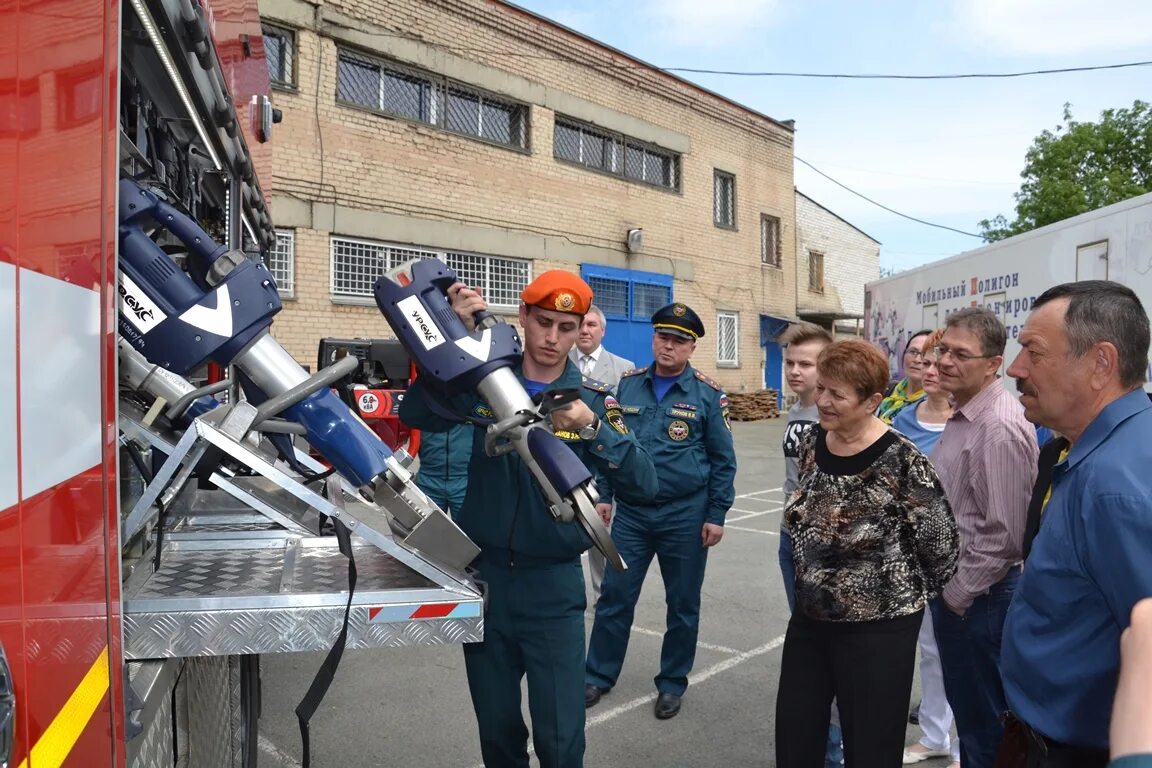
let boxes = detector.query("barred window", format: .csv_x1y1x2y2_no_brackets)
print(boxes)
330,236,530,308
263,24,295,88
632,282,671,321
586,276,628,319
554,116,679,191
761,214,781,268
266,230,295,296
335,50,527,149
717,311,739,367
809,250,825,293
714,170,736,228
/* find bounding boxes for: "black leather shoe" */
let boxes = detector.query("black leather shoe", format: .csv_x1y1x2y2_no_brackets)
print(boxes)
654,692,681,720
585,684,606,708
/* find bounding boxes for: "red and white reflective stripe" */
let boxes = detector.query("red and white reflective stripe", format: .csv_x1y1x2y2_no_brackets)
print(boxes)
16,268,103,498
1,262,17,510
366,602,481,623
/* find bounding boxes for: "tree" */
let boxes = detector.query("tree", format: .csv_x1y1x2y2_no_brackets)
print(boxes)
979,100,1152,242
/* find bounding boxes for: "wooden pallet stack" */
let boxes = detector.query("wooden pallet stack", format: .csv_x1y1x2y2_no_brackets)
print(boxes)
726,390,780,421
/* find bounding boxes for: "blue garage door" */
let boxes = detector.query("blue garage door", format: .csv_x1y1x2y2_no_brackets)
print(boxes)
580,264,673,369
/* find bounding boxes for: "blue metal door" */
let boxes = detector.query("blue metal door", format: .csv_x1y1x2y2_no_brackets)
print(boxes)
580,264,673,369
760,314,791,399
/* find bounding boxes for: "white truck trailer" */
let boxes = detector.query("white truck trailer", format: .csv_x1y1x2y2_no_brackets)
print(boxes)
865,192,1152,381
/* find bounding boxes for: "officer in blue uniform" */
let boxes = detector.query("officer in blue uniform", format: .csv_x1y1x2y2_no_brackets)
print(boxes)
584,302,737,720
399,270,656,768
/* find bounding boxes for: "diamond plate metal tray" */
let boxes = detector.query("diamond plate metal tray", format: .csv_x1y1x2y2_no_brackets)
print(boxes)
123,536,484,658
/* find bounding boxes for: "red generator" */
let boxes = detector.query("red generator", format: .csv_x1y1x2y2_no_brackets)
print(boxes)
316,338,420,455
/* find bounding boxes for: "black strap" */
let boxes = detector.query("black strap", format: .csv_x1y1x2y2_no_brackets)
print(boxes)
294,518,357,768
1022,436,1070,561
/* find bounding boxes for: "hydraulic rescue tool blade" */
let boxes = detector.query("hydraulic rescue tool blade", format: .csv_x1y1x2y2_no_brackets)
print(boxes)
569,484,626,572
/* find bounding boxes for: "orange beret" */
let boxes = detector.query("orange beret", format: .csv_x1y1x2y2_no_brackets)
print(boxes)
520,270,593,315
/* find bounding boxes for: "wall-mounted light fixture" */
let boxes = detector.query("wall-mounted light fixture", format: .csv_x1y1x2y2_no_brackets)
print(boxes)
626,228,644,254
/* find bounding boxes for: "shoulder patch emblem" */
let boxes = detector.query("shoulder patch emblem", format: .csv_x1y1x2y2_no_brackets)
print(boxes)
668,420,690,441
694,370,723,392
603,394,628,435
471,402,496,422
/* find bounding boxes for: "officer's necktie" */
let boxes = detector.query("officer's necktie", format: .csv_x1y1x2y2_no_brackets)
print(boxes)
581,355,594,376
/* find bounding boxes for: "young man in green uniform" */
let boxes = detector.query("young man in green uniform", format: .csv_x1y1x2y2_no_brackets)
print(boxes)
584,302,737,720
399,270,656,768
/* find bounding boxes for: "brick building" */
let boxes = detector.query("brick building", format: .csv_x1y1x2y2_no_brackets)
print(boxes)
256,0,801,391
794,190,880,337
757,191,880,399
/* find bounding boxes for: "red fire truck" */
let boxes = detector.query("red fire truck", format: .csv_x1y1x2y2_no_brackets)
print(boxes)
1,0,484,765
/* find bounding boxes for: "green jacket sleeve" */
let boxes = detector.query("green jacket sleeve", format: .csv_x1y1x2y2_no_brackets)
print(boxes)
703,391,737,525
398,378,471,433
582,392,657,503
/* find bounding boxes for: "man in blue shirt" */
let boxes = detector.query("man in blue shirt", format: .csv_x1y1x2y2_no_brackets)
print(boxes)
584,302,737,721
1003,280,1152,768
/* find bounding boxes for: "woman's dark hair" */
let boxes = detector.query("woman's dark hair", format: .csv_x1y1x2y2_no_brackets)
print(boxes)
904,329,932,356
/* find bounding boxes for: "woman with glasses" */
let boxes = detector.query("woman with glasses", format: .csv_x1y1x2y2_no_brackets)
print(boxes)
878,330,933,423
776,339,959,768
893,331,961,768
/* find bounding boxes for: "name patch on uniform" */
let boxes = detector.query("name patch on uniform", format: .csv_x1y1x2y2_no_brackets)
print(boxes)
554,429,581,441
621,406,641,414
668,420,690,441
666,408,698,420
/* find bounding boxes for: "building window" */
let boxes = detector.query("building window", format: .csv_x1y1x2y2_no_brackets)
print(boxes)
263,24,296,88
55,63,103,127
714,170,736,228
553,116,679,191
335,50,528,150
330,236,530,307
266,230,295,296
761,214,781,268
0,77,41,137
717,311,739,367
809,250,825,293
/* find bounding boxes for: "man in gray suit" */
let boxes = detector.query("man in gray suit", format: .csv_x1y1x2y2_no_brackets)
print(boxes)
570,304,635,600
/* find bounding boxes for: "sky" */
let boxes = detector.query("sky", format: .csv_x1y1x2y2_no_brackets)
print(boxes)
507,0,1152,272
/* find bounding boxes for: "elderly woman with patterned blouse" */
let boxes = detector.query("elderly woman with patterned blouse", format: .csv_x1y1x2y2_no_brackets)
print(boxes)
774,340,959,768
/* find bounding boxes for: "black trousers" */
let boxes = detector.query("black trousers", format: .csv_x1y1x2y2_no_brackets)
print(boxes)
1023,726,1109,768
775,609,922,768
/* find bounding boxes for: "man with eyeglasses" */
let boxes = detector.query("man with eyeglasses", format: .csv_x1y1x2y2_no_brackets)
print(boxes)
927,307,1038,768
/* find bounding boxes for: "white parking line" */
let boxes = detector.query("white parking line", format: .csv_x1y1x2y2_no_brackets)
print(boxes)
586,635,787,727
726,506,783,523
629,624,741,655
259,734,303,768
736,487,782,499
468,635,788,768
725,524,779,535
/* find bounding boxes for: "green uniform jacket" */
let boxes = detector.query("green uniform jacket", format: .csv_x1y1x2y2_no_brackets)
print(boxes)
399,360,657,563
607,363,737,525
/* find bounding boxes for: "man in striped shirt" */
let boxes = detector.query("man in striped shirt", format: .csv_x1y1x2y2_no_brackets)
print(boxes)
929,307,1038,768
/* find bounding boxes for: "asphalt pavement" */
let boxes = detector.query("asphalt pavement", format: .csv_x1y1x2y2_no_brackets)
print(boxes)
256,418,955,767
